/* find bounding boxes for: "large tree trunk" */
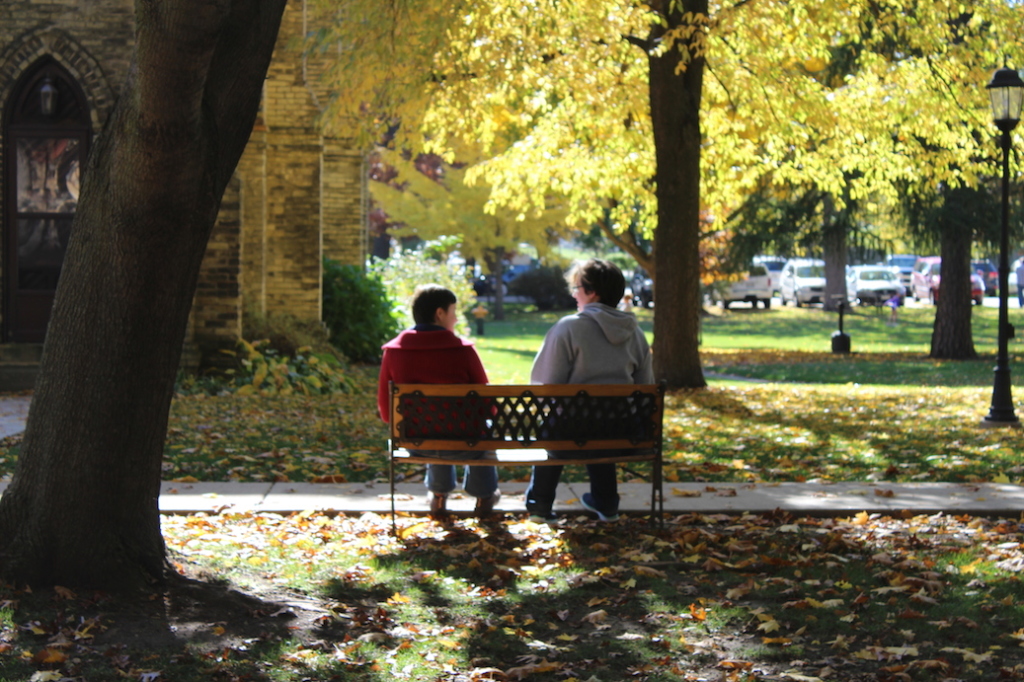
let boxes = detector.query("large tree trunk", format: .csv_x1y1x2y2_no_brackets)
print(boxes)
647,0,708,389
930,226,976,359
0,0,287,590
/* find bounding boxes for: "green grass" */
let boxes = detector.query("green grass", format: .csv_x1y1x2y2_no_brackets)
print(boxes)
477,303,1023,387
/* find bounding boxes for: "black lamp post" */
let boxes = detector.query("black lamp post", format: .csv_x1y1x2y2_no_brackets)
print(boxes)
983,66,1024,427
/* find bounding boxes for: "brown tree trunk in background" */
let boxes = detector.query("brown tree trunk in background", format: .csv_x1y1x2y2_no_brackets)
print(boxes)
646,0,708,389
822,195,848,312
0,0,287,590
930,228,977,359
489,245,506,320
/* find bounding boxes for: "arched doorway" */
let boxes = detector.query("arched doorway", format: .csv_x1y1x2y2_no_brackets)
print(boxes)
3,58,90,342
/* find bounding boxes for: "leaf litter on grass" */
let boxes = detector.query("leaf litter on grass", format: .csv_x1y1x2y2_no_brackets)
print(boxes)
6,510,1024,681
2,369,1021,486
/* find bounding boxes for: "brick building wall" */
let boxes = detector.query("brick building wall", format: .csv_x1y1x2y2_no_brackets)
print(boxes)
0,0,367,367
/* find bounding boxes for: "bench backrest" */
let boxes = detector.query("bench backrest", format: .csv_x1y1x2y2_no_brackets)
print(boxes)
389,383,664,451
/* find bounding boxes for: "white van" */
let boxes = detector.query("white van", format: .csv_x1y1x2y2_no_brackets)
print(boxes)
780,258,826,307
712,265,773,309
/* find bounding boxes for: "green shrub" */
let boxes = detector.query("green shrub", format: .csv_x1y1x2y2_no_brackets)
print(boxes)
176,340,355,396
509,265,576,310
369,240,477,333
232,340,355,395
242,307,338,360
322,259,402,363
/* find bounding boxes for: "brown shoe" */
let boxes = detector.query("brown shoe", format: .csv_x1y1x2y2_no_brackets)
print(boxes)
429,493,448,519
474,491,501,518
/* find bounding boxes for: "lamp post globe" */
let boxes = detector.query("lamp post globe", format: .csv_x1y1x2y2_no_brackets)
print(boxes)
983,66,1024,427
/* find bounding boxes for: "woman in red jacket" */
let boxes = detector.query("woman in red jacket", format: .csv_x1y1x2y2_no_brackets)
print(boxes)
377,285,500,518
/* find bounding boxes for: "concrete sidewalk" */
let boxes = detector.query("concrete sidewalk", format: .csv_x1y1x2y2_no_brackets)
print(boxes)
3,479,1021,517
145,480,1024,517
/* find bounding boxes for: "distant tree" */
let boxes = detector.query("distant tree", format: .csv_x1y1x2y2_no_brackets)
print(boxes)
369,148,570,319
900,184,1002,359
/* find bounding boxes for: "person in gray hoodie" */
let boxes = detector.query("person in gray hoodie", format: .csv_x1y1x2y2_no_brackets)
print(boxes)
525,259,654,522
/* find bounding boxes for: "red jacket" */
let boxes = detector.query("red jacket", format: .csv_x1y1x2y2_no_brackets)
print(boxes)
377,328,488,422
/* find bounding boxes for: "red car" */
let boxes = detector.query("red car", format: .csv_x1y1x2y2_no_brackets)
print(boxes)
911,256,984,305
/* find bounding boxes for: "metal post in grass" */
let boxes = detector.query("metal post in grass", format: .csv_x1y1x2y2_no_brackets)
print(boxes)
983,66,1023,427
831,297,850,354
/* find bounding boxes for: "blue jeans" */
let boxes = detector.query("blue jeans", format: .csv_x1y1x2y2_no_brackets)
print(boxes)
412,450,498,498
524,450,623,515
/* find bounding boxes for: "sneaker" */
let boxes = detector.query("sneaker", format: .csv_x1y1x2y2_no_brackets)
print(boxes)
527,510,558,524
474,491,501,518
581,493,619,522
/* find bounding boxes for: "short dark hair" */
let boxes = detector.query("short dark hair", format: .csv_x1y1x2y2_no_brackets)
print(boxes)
567,259,625,305
411,285,457,325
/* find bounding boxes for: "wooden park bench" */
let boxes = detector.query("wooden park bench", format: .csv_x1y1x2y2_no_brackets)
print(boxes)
387,382,666,532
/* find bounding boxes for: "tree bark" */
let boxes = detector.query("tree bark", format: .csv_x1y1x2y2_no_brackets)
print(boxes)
930,226,977,359
646,0,708,389
0,0,287,590
821,195,848,312
488,246,506,320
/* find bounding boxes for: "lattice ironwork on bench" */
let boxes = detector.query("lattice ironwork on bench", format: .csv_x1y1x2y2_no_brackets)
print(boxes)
395,388,660,447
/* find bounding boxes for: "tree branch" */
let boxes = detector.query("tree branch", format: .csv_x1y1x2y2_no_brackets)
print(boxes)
204,0,289,188
624,34,652,52
596,214,654,280
134,0,230,135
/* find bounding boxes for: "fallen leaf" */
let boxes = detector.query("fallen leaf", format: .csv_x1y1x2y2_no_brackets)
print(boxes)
940,647,993,663
781,671,822,681
32,647,67,664
53,586,76,600
634,565,667,578
29,673,64,682
671,488,702,497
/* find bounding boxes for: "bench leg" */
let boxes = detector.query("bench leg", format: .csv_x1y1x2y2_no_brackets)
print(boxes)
651,452,664,528
389,447,397,536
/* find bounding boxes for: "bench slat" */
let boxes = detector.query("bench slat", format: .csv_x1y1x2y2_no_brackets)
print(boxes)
392,447,658,466
390,438,659,451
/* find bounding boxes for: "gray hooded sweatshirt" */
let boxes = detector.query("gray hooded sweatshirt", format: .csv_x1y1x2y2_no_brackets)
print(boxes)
531,302,653,385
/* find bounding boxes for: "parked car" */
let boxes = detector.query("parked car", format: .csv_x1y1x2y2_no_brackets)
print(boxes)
753,255,787,297
779,258,826,307
885,254,918,291
846,265,905,306
712,265,773,309
472,274,508,296
631,267,654,308
972,259,997,296
471,259,537,296
911,256,984,305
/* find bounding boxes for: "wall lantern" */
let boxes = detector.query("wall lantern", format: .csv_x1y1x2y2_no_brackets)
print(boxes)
39,77,57,117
